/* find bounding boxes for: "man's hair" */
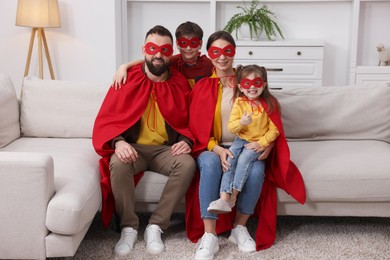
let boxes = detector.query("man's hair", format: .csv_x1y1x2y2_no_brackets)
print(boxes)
175,21,204,40
145,25,173,42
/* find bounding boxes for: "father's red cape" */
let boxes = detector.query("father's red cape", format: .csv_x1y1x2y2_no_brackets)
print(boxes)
92,64,193,228
186,77,306,250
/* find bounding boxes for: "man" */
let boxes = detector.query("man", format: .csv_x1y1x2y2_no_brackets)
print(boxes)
92,25,196,256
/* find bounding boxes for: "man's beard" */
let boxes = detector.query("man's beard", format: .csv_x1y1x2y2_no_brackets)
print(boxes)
145,58,168,76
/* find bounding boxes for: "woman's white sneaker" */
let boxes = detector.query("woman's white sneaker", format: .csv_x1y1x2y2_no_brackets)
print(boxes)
228,225,256,253
194,232,219,260
114,227,138,256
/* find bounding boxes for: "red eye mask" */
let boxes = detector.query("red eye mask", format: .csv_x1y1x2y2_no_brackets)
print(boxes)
177,37,201,48
240,77,265,89
207,45,236,59
144,42,173,57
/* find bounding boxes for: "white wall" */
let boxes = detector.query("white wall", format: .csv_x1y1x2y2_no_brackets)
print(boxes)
0,0,117,96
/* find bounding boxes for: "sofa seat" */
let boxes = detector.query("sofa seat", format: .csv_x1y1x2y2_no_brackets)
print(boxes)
278,140,390,202
2,137,101,235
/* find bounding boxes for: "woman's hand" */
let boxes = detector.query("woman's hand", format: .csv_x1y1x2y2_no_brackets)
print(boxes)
115,140,138,163
171,141,191,156
257,141,275,160
213,145,234,172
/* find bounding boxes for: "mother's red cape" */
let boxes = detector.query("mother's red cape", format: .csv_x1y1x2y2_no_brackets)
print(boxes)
186,77,306,250
92,64,193,228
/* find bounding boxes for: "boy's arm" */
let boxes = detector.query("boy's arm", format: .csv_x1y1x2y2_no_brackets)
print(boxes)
112,59,143,89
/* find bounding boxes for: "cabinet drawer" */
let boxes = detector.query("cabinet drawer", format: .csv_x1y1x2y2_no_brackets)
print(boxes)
355,73,390,86
234,60,323,80
235,46,323,60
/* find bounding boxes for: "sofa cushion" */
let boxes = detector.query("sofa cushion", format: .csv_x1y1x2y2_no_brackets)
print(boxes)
20,77,108,138
278,140,390,202
0,74,20,148
2,137,102,235
272,85,390,142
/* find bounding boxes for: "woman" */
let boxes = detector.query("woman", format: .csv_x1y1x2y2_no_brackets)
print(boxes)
187,31,306,260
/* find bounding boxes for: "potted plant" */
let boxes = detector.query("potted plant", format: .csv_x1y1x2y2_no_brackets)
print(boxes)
224,0,284,41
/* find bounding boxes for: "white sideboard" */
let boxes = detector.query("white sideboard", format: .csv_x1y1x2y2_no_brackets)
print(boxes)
234,41,324,89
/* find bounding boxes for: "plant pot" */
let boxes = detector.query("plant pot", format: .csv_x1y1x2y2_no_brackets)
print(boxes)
238,24,262,41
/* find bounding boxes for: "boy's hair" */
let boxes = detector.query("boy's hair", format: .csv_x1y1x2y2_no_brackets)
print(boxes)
206,31,236,50
234,64,280,114
175,21,204,40
145,25,173,42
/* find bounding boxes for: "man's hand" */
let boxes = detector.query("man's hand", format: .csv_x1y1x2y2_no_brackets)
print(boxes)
115,140,138,163
171,141,191,156
213,145,234,172
240,110,253,126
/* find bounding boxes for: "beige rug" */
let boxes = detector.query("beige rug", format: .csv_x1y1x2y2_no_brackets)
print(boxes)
66,213,390,260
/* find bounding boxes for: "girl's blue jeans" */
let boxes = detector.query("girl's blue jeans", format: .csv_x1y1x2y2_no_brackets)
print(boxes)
196,147,265,220
220,136,264,194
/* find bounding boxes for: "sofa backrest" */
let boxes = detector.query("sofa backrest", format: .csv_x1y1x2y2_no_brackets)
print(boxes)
20,77,109,138
0,74,20,148
272,84,390,143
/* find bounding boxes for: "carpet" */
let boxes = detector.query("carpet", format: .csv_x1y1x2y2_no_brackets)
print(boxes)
63,213,390,260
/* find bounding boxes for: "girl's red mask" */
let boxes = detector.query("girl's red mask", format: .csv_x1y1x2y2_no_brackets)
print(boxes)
240,77,265,89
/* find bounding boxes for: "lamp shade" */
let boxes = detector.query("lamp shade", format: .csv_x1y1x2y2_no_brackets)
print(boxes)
16,0,61,28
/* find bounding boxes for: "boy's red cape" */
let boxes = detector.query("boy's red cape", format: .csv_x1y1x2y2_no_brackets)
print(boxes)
92,64,193,228
186,77,306,250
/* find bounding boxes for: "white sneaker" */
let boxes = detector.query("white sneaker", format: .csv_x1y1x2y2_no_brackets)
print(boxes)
194,232,219,260
207,198,232,214
228,225,256,253
144,224,165,255
114,227,138,256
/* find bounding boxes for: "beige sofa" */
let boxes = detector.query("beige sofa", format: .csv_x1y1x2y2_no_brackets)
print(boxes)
1,73,389,259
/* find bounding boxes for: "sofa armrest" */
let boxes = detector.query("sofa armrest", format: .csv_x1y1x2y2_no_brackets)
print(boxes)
0,152,55,259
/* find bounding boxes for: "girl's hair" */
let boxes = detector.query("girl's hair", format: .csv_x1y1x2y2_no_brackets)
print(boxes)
206,31,236,50
175,21,204,40
234,64,280,114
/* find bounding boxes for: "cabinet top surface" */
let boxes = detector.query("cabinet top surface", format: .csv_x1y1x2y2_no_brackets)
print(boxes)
235,40,325,47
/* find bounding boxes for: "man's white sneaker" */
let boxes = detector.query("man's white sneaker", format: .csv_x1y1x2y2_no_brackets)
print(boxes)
207,198,232,214
144,224,165,255
114,227,138,256
194,232,219,260
228,225,256,253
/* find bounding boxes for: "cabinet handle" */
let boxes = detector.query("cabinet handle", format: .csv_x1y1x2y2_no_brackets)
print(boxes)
297,51,302,56
248,51,253,55
266,68,283,72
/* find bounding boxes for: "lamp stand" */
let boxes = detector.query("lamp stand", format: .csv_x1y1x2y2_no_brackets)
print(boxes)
24,27,55,79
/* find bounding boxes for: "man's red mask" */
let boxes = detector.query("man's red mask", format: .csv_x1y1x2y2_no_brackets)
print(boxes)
144,42,173,57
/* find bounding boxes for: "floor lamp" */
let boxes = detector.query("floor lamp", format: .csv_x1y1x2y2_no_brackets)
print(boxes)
16,0,61,80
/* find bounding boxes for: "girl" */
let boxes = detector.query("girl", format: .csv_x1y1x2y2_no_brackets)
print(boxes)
207,64,280,214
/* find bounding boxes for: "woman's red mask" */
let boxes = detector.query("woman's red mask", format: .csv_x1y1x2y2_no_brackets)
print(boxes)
240,77,265,89
177,37,201,48
207,45,236,59
144,42,173,57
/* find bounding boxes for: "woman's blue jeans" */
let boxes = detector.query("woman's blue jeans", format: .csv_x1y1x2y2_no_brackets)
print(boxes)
220,136,263,194
196,149,265,220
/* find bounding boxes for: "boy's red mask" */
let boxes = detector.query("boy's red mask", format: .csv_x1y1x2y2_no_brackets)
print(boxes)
240,77,265,89
144,42,173,57
177,37,201,48
207,45,236,59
